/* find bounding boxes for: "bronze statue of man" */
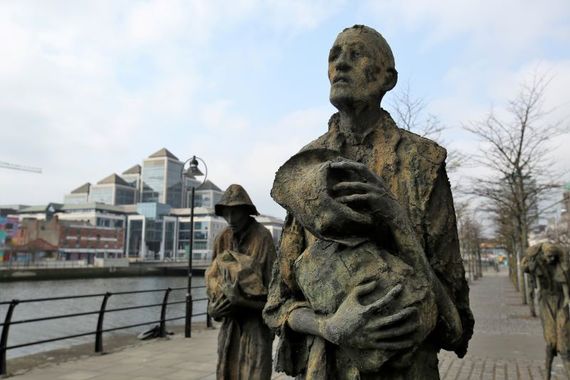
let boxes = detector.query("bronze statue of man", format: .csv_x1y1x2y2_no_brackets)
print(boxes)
523,243,570,380
206,184,276,380
263,25,474,379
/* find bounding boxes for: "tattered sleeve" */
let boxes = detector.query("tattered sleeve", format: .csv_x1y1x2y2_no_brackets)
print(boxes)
263,214,312,376
205,231,226,303
260,228,277,292
424,164,474,357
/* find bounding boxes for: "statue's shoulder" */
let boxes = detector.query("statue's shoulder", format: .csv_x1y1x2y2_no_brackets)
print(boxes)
251,219,273,238
299,113,340,152
215,227,233,242
387,111,447,167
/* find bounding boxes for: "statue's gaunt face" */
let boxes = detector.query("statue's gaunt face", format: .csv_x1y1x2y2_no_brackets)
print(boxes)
221,206,250,234
328,29,388,110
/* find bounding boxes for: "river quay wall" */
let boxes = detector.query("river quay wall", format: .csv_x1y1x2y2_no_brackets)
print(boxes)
0,265,206,282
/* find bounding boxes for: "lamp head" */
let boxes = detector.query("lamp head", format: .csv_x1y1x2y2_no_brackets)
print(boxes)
185,156,204,177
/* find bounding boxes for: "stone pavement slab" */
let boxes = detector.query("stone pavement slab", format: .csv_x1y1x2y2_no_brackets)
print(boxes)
438,271,567,380
5,270,569,379
5,328,290,380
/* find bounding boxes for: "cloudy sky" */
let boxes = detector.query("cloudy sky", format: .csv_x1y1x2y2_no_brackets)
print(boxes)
1,0,569,218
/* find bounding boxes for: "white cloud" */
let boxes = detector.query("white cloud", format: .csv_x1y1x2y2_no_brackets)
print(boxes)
200,100,250,132
196,106,331,217
365,0,570,58
2,0,569,226
0,0,342,210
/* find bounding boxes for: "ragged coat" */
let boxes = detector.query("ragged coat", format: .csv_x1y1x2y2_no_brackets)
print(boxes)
206,218,277,380
263,110,474,379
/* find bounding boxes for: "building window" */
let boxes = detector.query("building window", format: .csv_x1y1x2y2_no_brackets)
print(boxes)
193,241,207,250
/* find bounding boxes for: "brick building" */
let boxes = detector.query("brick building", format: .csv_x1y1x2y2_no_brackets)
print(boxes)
6,214,124,265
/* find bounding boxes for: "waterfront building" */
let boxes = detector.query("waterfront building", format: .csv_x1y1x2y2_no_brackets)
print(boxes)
4,200,283,264
126,202,173,261
0,214,19,262
170,207,227,262
17,202,127,228
255,214,284,248
58,221,124,262
191,180,223,208
4,215,124,265
125,203,227,262
141,148,184,208
64,183,90,204
89,174,137,205
121,165,142,203
5,148,284,265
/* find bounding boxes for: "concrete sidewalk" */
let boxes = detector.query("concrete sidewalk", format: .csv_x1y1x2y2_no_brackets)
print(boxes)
438,270,567,379
5,270,568,379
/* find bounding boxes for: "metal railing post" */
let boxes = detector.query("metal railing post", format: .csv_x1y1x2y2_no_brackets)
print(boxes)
159,288,171,337
0,299,19,377
95,292,111,353
206,301,212,328
185,292,193,338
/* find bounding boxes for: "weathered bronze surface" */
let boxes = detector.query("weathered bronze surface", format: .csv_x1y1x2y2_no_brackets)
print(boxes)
206,184,276,380
523,243,570,380
263,25,474,379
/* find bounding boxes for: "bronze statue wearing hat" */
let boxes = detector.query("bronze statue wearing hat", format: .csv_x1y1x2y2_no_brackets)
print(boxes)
263,25,473,379
206,184,276,380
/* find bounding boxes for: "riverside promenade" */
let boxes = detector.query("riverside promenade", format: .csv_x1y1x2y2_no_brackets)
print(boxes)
5,270,567,380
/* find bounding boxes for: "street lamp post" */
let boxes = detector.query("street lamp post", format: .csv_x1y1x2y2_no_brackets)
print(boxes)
181,156,207,338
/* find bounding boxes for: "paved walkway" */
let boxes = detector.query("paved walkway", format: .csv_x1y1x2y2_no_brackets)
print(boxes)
437,270,567,379
5,270,568,379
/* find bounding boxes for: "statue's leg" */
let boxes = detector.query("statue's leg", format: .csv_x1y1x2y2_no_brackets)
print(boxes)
529,288,537,317
545,345,555,380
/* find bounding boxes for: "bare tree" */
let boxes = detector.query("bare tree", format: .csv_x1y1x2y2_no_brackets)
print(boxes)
464,73,563,303
456,201,484,282
390,82,445,140
389,82,464,173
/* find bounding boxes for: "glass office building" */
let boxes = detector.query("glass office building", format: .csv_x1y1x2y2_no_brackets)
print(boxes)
121,165,141,203
89,174,136,206
64,183,90,204
141,148,184,208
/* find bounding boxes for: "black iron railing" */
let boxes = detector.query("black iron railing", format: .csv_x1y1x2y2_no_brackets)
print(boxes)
0,286,212,376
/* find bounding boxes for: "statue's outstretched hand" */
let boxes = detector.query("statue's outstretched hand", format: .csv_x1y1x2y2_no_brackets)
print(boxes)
322,281,419,350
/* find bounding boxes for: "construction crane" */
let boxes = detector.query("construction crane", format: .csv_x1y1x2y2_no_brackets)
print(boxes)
0,161,42,173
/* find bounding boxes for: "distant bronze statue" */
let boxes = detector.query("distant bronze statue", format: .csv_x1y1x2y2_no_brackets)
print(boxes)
263,25,474,379
206,184,276,380
523,243,570,380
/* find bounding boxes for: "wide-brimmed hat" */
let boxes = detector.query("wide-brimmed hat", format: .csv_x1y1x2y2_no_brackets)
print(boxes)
215,184,259,216
271,148,371,246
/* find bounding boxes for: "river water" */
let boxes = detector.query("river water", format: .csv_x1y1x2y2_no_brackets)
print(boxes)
0,276,207,359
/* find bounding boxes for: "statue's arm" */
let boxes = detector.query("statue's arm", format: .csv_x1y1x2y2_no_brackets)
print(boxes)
263,215,313,376
206,234,232,320
424,165,474,357
263,215,309,330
